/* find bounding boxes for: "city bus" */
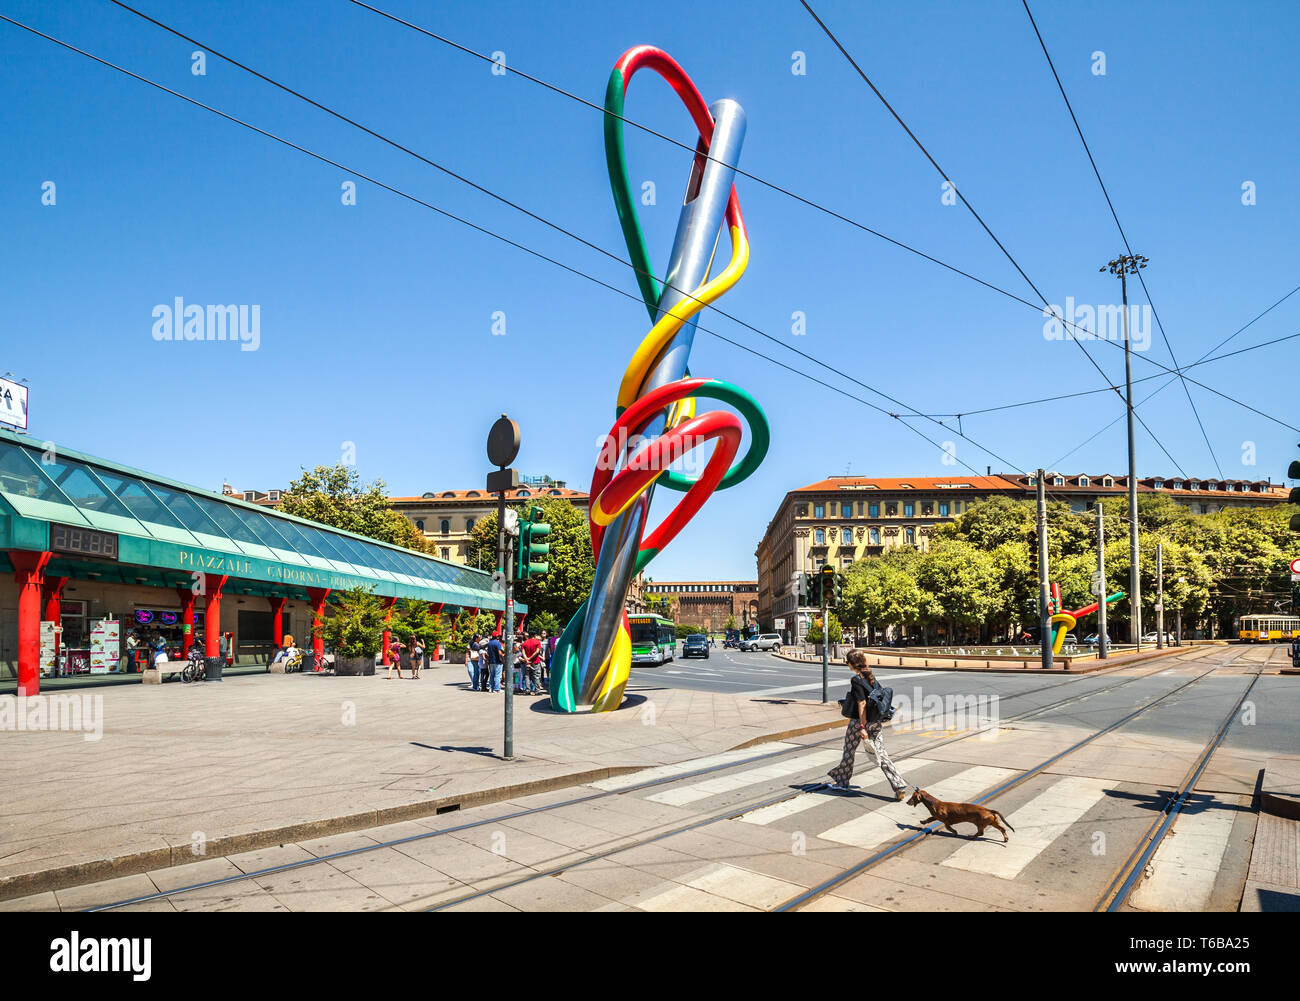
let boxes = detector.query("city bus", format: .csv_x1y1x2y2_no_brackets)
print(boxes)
628,614,676,665
1237,614,1300,642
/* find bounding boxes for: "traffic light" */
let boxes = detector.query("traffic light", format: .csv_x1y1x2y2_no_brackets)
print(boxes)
821,564,837,607
1289,447,1300,533
516,506,550,580
796,572,809,607
831,571,844,607
806,570,822,607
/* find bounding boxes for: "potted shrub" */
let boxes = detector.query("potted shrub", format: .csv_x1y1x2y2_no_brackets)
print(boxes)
389,599,451,670
313,586,386,675
445,610,498,664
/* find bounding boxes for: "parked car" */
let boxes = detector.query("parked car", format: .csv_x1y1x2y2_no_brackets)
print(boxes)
682,634,709,659
1141,631,1177,645
740,633,782,652
1083,632,1113,647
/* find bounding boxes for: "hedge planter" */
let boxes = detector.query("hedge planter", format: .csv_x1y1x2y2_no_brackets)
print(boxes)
446,649,467,665
334,656,375,677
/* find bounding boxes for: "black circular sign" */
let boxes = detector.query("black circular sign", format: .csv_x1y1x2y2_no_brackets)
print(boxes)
486,414,520,468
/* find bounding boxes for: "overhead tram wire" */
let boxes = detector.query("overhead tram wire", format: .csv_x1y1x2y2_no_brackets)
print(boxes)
106,0,1027,475
348,0,1300,437
0,13,1015,485
1022,0,1222,478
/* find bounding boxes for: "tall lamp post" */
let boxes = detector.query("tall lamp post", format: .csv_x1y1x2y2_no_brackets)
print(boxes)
1100,253,1148,650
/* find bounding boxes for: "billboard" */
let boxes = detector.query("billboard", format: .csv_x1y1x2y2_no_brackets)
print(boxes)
0,375,29,430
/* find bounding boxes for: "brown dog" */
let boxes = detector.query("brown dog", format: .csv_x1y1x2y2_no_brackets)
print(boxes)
907,789,1014,843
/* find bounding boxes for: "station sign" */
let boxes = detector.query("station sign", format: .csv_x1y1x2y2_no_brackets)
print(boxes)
0,375,28,430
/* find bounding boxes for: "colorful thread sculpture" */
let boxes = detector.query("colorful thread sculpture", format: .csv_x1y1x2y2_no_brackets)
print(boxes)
1048,581,1124,655
549,47,769,713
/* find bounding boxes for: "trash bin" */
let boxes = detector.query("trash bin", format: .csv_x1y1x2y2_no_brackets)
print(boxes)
205,656,224,682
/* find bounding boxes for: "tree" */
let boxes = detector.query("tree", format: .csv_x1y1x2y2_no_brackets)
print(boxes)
724,614,738,631
389,599,451,650
464,498,595,624
280,463,430,553
446,610,498,653
806,612,842,644
314,586,387,659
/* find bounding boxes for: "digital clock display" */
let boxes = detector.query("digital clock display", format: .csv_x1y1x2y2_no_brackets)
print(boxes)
49,523,119,560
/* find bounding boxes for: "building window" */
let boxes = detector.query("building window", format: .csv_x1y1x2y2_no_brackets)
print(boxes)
886,503,897,516
939,502,949,517
415,519,425,532
1200,504,1208,514
1027,476,1036,485
869,502,880,518
1078,476,1089,487
268,490,281,501
1102,477,1113,487
904,502,914,518
440,519,450,535
518,490,530,497
1152,480,1163,490
905,527,915,545
857,501,864,515
1053,476,1064,486
922,502,933,516
841,503,852,518
797,504,808,516
814,503,825,518
466,517,475,532
815,529,825,545
440,547,450,559
869,528,880,545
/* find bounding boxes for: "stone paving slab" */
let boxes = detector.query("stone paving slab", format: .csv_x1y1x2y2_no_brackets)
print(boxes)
0,669,844,900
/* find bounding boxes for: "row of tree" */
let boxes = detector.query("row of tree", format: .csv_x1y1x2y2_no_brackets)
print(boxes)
836,494,1300,644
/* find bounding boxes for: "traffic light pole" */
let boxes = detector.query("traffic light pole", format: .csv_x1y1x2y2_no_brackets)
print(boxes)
821,582,830,704
504,543,515,760
1156,542,1164,650
1096,504,1108,660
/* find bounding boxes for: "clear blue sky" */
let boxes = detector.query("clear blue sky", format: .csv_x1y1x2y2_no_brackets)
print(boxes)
3,0,1297,581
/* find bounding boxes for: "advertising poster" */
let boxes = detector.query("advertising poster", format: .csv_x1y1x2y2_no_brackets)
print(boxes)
90,619,120,674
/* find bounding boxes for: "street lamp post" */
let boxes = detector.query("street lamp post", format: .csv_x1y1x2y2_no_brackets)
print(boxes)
1100,253,1148,651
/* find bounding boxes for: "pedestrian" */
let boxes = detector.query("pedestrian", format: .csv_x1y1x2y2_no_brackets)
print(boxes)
467,635,482,690
486,632,504,692
410,636,424,679
386,638,405,680
827,649,908,799
521,631,543,694
541,630,554,690
512,634,526,691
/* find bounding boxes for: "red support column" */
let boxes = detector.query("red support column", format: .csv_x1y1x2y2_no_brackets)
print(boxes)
381,597,397,665
430,603,445,660
41,574,68,667
203,575,229,658
11,551,52,697
493,609,504,637
307,587,331,666
177,586,197,659
516,614,527,635
267,595,287,646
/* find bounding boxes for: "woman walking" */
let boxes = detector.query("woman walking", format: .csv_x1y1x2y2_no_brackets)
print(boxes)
386,638,405,680
409,636,425,679
467,635,482,690
828,649,908,799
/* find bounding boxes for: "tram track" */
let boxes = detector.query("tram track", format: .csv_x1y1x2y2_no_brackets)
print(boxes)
86,649,1207,911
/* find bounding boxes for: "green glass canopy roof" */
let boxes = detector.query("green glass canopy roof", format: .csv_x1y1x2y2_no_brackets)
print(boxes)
0,428,514,611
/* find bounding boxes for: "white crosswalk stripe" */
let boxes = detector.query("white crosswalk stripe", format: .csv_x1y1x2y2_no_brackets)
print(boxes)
739,759,938,825
647,748,843,806
817,766,1018,850
1129,802,1238,911
589,744,797,791
941,775,1112,879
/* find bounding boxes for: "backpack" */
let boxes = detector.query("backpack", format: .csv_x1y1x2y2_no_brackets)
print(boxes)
865,685,896,723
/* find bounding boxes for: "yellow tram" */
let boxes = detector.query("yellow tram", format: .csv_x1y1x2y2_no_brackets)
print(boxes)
1237,614,1300,641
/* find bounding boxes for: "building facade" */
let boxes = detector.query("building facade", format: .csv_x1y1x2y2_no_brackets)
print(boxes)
641,580,759,633
756,472,1292,641
389,479,589,567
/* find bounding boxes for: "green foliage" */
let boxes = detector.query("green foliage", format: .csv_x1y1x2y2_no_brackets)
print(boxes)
526,610,562,636
446,610,498,652
806,612,842,644
280,463,430,553
313,586,387,659
465,498,594,622
725,614,738,630
843,495,1300,641
389,599,451,649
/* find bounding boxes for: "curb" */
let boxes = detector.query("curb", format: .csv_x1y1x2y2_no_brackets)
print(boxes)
0,718,849,903
773,644,1196,675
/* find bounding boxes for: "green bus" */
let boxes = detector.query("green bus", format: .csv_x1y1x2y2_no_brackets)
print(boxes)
628,614,676,666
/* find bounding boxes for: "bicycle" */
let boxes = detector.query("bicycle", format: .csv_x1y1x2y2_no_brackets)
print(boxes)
181,650,206,684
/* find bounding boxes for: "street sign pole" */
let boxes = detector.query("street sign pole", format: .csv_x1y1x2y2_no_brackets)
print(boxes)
821,566,830,703
485,414,521,761
1156,542,1165,649
504,544,515,759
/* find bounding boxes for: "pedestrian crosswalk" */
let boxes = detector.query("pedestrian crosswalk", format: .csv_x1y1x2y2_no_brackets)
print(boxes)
941,775,1111,879
1128,802,1238,911
646,748,844,806
589,744,797,791
738,759,938,826
817,766,1018,850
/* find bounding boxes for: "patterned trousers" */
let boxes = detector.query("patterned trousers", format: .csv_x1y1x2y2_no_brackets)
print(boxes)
828,719,907,794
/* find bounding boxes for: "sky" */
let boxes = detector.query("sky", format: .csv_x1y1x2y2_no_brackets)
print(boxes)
2,0,1298,581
